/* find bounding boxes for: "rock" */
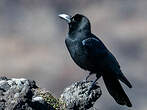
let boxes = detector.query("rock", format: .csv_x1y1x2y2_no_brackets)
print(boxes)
0,81,10,92
0,77,61,110
60,80,102,110
0,77,102,110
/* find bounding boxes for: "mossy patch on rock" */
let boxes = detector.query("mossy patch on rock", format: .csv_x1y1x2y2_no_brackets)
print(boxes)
35,88,65,110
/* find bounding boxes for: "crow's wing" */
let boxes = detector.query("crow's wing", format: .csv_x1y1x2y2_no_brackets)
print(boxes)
82,37,118,67
82,37,132,88
82,37,120,74
82,37,109,57
82,37,132,107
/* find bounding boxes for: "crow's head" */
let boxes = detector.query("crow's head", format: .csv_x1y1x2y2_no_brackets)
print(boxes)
59,14,91,33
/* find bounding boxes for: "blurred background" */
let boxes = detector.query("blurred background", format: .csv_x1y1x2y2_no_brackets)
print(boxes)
0,0,147,109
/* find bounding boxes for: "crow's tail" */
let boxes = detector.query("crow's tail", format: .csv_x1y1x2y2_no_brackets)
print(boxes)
119,72,132,88
102,72,132,107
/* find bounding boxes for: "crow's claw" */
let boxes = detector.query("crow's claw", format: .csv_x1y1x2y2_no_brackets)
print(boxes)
85,72,93,81
87,78,98,95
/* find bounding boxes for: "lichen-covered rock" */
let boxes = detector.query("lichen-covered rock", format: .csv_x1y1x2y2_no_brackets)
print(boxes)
60,80,102,110
0,77,101,110
33,88,64,110
0,76,60,110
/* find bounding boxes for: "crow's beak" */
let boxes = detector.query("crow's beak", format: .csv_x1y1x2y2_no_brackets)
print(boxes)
58,14,71,23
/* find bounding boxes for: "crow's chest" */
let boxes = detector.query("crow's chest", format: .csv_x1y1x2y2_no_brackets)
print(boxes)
65,39,94,70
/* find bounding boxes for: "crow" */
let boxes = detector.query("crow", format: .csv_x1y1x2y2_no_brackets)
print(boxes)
59,13,132,107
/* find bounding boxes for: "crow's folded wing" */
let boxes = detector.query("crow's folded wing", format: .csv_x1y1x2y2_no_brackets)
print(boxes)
82,37,109,57
82,37,132,88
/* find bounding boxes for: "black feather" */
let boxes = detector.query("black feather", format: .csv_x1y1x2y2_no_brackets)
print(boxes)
103,71,132,107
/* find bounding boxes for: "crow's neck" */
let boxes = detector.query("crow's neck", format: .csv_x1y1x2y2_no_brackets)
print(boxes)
68,26,91,40
68,29,91,40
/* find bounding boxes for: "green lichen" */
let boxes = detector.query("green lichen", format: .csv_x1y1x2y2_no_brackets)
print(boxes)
36,88,65,110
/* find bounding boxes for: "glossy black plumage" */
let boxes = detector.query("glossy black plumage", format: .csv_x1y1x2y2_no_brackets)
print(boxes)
59,13,132,107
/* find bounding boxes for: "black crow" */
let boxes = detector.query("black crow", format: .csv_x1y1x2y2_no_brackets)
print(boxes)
59,13,132,107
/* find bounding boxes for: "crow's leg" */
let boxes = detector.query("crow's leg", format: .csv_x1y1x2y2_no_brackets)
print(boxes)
85,72,93,81
88,74,101,94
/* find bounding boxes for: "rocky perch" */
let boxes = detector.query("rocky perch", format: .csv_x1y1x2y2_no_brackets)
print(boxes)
0,77,101,110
